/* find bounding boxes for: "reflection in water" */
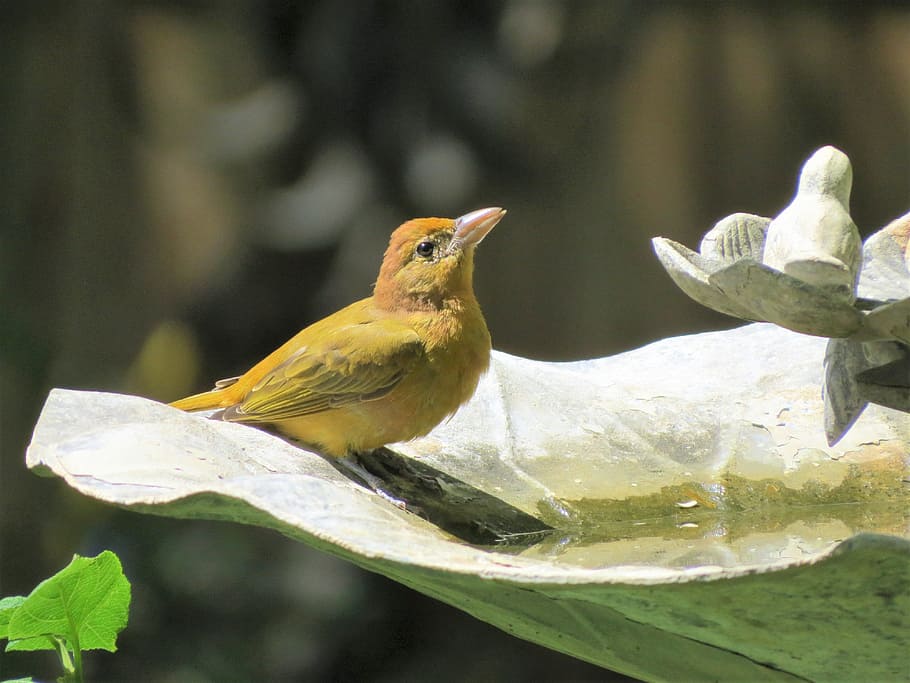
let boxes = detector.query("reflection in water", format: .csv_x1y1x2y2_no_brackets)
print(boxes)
488,501,909,570
352,446,907,570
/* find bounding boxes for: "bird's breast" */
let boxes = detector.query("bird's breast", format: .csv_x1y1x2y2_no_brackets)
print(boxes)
379,303,491,433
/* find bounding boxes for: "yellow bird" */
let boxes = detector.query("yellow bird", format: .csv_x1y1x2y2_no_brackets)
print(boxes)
171,207,506,458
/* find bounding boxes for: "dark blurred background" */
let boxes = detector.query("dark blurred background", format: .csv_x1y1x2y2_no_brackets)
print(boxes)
1,1,908,681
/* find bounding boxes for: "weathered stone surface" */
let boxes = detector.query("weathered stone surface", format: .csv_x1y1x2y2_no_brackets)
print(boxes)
26,323,910,683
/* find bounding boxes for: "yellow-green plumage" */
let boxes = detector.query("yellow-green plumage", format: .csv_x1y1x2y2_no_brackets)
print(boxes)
170,208,504,456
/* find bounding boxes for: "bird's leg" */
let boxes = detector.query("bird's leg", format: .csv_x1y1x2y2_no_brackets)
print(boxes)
335,454,408,509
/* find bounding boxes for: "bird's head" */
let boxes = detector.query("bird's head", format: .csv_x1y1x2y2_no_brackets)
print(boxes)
374,207,506,311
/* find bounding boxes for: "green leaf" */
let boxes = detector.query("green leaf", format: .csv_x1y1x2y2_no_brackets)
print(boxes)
0,596,26,638
3,635,53,653
5,551,130,654
0,595,48,655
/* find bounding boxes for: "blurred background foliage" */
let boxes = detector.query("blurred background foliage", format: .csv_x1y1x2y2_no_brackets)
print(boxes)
1,1,908,681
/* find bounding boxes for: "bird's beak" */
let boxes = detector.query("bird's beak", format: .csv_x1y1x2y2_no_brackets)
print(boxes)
450,207,506,252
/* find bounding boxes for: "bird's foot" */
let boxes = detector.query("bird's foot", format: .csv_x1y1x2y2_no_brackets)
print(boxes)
335,455,407,509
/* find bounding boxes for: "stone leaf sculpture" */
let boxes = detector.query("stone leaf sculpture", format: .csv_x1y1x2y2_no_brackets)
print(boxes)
653,146,910,444
26,321,910,682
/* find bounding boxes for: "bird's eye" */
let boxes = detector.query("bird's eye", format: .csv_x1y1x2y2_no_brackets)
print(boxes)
415,241,435,258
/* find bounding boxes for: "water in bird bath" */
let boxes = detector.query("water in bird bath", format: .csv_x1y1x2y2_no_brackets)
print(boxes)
358,442,908,572
489,498,907,570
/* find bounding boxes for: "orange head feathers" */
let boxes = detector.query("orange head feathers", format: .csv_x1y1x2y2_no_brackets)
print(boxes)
171,207,506,457
373,207,505,312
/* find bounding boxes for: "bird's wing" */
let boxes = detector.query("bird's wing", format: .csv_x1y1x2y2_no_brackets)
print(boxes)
223,320,423,422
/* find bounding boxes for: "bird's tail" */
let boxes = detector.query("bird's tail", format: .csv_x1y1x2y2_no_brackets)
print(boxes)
170,388,232,412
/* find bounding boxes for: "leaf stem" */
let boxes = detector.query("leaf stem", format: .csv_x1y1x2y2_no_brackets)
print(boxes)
69,621,83,683
51,635,81,682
